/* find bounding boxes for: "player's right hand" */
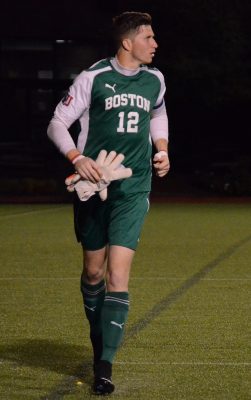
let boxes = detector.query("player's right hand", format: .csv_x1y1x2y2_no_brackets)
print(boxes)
66,150,133,202
74,156,103,183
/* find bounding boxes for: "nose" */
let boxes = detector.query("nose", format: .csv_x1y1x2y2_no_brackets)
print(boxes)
152,38,158,48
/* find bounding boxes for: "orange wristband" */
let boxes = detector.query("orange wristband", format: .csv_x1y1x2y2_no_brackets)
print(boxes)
71,154,85,164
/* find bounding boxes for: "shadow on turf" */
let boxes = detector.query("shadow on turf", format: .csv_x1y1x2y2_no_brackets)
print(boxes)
0,339,93,379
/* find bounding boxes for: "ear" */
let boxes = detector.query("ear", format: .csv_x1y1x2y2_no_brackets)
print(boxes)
121,37,132,52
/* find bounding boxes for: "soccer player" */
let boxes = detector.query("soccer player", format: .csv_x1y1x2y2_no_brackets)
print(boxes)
47,11,170,395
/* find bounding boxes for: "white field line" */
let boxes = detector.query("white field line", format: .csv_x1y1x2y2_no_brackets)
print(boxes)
0,277,250,281
0,277,79,281
115,361,251,366
1,358,249,367
0,205,69,220
132,277,251,281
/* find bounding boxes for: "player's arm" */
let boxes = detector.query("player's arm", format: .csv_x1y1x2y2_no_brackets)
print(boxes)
150,102,170,177
47,73,102,183
47,120,102,182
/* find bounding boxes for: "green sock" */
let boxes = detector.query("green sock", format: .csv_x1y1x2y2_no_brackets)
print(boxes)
101,291,129,363
81,279,106,334
81,279,106,363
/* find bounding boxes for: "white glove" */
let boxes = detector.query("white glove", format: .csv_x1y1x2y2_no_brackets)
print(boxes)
65,175,109,201
65,150,132,201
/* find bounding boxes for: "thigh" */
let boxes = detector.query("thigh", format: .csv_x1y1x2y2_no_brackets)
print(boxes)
74,194,108,250
82,246,107,284
106,245,135,291
108,192,150,250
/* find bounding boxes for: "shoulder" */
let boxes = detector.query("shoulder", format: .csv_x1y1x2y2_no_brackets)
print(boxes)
75,58,112,83
88,58,112,71
141,66,166,100
141,65,165,84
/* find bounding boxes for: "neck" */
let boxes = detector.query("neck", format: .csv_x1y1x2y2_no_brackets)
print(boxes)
116,50,140,70
111,57,140,77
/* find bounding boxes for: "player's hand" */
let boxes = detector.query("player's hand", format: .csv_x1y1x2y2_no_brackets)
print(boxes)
65,150,132,201
153,150,170,177
74,156,103,183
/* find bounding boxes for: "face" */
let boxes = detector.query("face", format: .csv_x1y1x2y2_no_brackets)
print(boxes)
126,25,158,66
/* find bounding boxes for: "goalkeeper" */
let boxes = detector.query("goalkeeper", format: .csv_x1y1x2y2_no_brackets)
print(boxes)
47,11,170,396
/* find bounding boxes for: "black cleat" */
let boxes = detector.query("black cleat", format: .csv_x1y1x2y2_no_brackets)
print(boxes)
93,376,115,395
93,360,114,395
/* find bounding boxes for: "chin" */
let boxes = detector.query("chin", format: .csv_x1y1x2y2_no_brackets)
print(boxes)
142,58,152,65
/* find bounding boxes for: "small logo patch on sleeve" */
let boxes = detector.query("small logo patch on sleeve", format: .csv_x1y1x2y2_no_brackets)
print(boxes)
62,93,73,106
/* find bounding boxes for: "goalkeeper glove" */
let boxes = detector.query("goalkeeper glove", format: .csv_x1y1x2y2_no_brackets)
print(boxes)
65,150,132,201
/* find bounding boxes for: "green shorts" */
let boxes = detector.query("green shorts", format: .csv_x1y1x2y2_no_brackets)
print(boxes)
73,192,150,251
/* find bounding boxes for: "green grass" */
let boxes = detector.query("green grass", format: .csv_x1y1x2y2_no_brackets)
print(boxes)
0,202,250,399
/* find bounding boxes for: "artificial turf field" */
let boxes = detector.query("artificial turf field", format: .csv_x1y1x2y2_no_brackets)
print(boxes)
0,201,250,400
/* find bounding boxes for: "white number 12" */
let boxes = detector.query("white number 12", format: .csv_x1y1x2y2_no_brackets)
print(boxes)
117,111,139,133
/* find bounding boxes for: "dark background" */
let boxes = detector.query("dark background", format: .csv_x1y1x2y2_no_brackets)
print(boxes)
1,0,251,200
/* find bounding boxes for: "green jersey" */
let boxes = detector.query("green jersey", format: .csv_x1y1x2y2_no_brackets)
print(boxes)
53,57,166,198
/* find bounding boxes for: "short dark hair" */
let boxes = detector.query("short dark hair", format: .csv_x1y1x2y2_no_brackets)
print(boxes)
112,11,152,49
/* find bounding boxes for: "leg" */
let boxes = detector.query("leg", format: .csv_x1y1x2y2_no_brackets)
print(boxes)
106,245,135,292
82,246,107,284
94,246,134,395
101,245,134,361
94,193,149,394
80,246,107,367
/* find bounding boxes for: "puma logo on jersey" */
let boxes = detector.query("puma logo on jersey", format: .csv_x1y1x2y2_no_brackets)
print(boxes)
105,83,116,93
84,305,96,312
110,321,124,329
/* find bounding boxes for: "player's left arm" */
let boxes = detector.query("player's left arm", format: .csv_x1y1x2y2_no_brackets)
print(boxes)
150,102,170,177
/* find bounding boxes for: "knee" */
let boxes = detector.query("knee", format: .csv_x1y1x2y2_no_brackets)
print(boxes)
107,270,129,292
83,258,106,285
83,266,104,284
82,248,107,285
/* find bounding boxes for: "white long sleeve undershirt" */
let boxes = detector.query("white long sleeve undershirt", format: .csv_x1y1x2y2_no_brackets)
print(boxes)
150,103,169,144
47,118,76,155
